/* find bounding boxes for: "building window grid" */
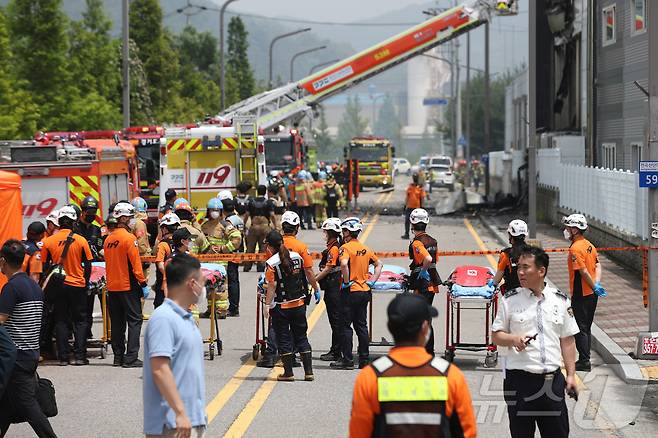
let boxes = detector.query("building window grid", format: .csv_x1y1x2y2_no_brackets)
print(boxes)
631,0,647,36
602,143,617,169
630,142,643,172
602,5,617,47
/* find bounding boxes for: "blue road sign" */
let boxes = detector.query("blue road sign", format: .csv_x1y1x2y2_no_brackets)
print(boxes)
423,97,449,106
639,161,658,187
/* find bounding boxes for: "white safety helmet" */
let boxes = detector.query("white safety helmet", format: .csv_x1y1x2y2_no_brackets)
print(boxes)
321,218,342,233
507,219,529,237
113,202,135,219
159,212,181,227
409,208,430,225
281,211,301,226
341,217,363,233
57,205,78,222
217,190,233,201
562,214,588,230
46,210,60,226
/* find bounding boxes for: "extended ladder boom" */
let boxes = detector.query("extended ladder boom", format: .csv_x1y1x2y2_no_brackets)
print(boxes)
221,0,517,129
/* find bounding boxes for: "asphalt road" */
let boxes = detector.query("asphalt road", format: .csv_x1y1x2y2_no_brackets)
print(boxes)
9,181,657,437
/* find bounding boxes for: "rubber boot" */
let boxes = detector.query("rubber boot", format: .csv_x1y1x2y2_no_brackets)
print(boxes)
301,351,314,381
277,354,295,381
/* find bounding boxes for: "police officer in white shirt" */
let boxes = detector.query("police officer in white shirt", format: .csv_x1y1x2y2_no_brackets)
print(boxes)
492,246,579,438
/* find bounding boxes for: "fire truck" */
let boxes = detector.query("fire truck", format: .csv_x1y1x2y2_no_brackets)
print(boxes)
123,125,166,210
263,126,311,174
345,137,395,189
0,136,138,232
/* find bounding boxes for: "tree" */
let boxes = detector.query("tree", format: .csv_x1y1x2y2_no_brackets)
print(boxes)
175,26,219,74
314,108,338,160
374,94,403,148
225,16,255,105
335,96,368,148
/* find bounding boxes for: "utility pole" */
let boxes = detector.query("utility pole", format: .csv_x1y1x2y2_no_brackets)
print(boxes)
122,0,130,129
465,31,471,162
528,0,537,238
647,0,658,330
484,22,491,200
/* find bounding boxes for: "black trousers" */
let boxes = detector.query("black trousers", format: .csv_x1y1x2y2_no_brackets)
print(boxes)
403,208,412,236
108,289,143,363
53,284,88,361
271,305,311,355
417,287,435,354
0,359,57,438
39,292,56,356
153,288,165,309
323,279,342,354
265,318,277,357
326,205,339,219
571,293,598,362
85,292,103,338
340,289,371,362
503,369,569,438
227,262,240,313
0,326,16,398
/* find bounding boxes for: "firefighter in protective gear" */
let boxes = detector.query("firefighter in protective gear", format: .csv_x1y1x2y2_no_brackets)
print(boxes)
130,197,152,257
267,183,286,231
492,219,529,293
407,208,442,354
199,198,230,318
312,172,327,225
324,174,344,219
104,202,148,368
244,185,275,273
217,190,233,201
218,198,244,317
316,218,343,362
174,200,209,254
294,172,313,230
350,293,477,438
78,196,104,339
263,230,315,382
153,213,180,308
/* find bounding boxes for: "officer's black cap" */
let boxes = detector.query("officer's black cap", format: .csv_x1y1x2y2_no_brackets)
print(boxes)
165,189,177,199
172,228,193,245
387,293,438,333
27,221,46,235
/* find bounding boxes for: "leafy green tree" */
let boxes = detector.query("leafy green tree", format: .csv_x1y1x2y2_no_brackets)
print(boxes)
123,39,155,125
335,96,368,148
313,108,337,160
175,26,219,74
374,94,402,148
225,16,255,104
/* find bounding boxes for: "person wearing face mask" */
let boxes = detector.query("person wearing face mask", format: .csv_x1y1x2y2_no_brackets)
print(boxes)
315,218,343,362
143,253,208,438
492,219,529,294
174,200,210,255
350,293,476,438
103,202,148,368
562,214,604,372
78,197,105,339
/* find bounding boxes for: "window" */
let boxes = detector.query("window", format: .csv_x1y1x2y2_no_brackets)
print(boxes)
632,0,647,35
602,5,616,46
602,143,617,169
631,142,643,172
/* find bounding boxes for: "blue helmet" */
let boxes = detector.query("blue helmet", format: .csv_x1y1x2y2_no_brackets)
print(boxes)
131,197,147,213
207,197,223,210
318,171,327,180
173,198,189,209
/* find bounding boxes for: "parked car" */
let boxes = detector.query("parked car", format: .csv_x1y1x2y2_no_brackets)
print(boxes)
410,156,429,175
428,164,455,191
393,158,411,175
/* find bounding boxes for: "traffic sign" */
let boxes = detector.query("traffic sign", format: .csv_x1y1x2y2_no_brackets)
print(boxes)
423,97,449,106
639,161,658,187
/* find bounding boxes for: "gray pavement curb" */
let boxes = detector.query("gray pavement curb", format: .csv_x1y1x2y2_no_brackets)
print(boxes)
477,214,648,385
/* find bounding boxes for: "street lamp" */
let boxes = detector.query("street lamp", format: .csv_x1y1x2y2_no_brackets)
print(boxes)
219,0,239,111
290,45,326,82
309,59,339,76
269,28,311,87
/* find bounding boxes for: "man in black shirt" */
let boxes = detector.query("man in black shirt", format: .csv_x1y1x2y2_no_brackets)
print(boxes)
244,185,275,272
77,196,103,339
0,240,57,438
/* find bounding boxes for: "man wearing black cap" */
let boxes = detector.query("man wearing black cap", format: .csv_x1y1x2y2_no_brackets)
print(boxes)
171,228,193,257
349,293,476,438
22,222,46,283
161,189,177,216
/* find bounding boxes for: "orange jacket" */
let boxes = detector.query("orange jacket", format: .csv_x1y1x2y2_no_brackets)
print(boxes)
349,346,476,438
41,230,93,288
103,227,147,292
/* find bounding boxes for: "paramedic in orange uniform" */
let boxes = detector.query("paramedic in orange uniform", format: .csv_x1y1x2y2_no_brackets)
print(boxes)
402,172,426,239
563,214,605,372
41,206,93,366
22,222,46,283
330,217,383,370
407,208,442,354
104,202,148,368
349,293,476,438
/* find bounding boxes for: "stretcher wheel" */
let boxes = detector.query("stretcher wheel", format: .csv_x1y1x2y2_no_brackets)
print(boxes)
484,351,498,368
443,350,455,363
100,345,106,359
260,343,267,357
252,344,260,361
209,344,215,361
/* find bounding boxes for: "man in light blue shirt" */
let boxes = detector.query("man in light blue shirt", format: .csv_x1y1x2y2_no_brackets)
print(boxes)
144,254,207,438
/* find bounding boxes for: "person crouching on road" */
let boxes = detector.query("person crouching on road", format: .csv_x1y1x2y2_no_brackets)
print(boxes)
349,293,477,438
143,254,207,438
104,202,149,368
263,230,316,382
153,213,181,309
492,246,580,438
492,219,529,294
331,217,383,370
407,208,442,355
316,218,343,362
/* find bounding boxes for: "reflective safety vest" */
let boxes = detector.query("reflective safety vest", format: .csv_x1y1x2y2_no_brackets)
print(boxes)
371,355,451,438
267,251,308,304
501,246,523,292
408,233,441,288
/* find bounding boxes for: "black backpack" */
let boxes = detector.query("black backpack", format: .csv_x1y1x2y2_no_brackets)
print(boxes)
326,185,338,206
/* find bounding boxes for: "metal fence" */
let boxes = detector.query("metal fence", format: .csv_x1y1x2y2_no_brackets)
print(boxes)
537,148,561,189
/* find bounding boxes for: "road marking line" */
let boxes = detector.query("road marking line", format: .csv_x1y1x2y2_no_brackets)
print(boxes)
224,214,381,436
464,218,618,437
